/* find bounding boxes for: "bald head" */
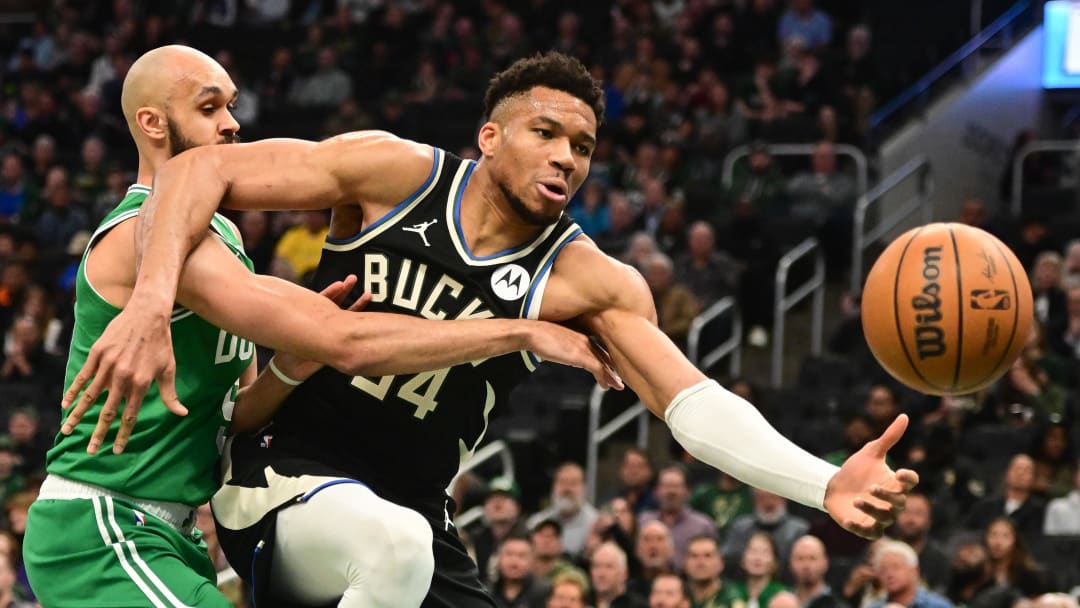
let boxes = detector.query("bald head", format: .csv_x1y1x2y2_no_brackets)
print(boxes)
122,45,238,160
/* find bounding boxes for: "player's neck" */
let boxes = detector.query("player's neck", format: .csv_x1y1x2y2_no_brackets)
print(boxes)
135,147,169,188
461,165,545,256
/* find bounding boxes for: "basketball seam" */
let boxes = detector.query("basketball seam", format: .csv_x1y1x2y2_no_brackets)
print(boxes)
948,226,963,391
981,237,1022,390
892,225,946,392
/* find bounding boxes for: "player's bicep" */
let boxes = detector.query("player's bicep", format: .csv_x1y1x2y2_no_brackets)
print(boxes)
174,235,346,366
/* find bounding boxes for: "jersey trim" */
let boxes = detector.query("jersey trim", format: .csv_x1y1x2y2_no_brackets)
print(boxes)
520,226,583,369
445,161,561,267
82,209,141,305
323,148,444,251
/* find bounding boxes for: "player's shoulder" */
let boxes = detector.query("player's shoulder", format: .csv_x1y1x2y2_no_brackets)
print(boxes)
323,130,435,168
549,236,651,315
320,130,439,206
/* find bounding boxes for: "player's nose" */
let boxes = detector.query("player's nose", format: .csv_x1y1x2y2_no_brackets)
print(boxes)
549,139,576,176
220,110,240,137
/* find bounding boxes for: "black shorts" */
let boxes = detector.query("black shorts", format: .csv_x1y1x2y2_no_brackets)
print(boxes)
213,437,495,608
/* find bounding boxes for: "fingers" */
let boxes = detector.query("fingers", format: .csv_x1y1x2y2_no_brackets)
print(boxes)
854,494,897,527
112,390,146,455
870,483,908,513
348,291,372,312
589,341,623,390
62,370,110,436
89,387,124,455
157,363,188,417
321,274,359,305
895,468,920,491
870,413,909,456
62,347,103,410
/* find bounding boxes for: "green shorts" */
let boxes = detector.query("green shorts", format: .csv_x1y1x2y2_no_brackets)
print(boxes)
25,496,231,608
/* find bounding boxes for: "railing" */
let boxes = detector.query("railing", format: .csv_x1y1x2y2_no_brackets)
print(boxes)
451,440,515,528
1010,139,1080,216
771,237,825,388
586,384,649,505
870,0,1031,136
687,296,742,376
722,143,869,198
851,156,935,294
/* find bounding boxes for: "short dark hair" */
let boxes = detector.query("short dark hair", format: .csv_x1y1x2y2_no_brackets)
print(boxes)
483,52,605,125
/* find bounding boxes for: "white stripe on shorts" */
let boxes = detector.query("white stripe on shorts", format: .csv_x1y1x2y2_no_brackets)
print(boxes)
105,497,195,608
93,497,168,608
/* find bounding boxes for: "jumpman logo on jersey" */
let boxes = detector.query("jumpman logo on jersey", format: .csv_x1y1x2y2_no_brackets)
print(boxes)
402,219,439,247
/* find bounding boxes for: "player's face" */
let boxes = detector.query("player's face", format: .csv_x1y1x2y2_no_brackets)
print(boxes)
486,86,597,226
165,62,239,157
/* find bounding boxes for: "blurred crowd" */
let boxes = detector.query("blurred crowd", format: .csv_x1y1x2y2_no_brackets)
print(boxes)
0,0,1079,607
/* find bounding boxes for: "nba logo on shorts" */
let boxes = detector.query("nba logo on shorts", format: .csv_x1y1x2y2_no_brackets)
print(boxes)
260,434,274,448
133,511,146,526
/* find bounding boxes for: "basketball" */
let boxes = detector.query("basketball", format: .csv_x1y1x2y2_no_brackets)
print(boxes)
861,223,1033,396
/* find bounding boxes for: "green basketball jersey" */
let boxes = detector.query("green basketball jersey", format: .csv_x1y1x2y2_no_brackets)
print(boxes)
47,184,255,506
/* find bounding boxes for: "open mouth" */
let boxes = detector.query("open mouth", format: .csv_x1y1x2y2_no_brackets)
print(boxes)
537,181,567,201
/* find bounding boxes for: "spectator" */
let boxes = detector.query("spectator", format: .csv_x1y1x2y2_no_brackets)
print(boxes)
613,448,659,515
1062,240,1080,288
527,463,599,559
0,155,34,224
768,591,800,608
1008,215,1060,274
726,142,787,216
1043,462,1080,535
569,179,611,239
841,539,887,608
722,489,809,574
785,141,856,269
470,476,527,585
684,535,740,608
965,454,1047,544
643,252,701,347
689,471,754,541
71,136,106,205
730,531,790,608
0,551,32,608
493,532,551,608
866,541,953,608
6,409,46,480
33,168,88,253
945,541,1020,608
649,572,691,608
273,210,329,283
548,570,591,608
590,541,647,608
789,535,848,608
777,0,832,50
1031,252,1069,339
1059,286,1080,360
633,520,677,595
1029,423,1076,500
983,516,1048,598
530,519,586,583
890,493,949,593
675,221,740,306
639,466,716,571
1,315,64,392
596,193,639,257
0,438,24,508
237,211,276,275
290,47,353,108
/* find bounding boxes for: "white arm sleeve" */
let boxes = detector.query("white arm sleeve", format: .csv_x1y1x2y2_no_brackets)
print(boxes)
664,379,839,510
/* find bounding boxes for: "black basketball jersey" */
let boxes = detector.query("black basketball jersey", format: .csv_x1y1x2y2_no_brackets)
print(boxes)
266,148,582,508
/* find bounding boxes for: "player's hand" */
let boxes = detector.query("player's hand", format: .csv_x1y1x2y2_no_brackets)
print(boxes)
823,414,919,539
60,297,185,455
525,323,623,390
272,275,372,381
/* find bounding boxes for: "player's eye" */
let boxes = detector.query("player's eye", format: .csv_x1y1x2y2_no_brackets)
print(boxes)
534,128,553,138
575,144,592,156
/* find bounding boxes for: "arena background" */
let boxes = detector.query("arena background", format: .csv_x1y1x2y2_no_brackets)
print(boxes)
0,1,1078,606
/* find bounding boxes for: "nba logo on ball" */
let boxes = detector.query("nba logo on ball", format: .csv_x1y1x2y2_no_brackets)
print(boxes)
861,223,1033,396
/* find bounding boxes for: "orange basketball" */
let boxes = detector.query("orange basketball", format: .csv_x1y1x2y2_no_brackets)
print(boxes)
861,223,1033,396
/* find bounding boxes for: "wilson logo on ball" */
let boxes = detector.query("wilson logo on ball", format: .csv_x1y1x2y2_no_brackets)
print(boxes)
969,289,1011,310
912,245,945,359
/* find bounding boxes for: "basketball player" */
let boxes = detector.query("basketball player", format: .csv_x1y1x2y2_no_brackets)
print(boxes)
72,52,918,607
25,47,619,608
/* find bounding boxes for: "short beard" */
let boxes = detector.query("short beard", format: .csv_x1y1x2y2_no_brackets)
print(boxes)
167,116,239,157
498,180,561,227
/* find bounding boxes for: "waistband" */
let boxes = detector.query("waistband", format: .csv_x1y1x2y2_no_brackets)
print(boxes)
38,475,198,536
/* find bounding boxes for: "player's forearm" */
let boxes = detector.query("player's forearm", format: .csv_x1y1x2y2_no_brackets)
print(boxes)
231,363,299,434
134,147,228,309
665,379,839,510
338,315,537,376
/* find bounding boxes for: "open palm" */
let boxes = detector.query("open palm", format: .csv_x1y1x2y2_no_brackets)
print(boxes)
824,414,920,539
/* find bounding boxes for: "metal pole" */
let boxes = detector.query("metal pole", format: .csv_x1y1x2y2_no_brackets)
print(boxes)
586,384,604,505
731,308,743,376
812,247,825,355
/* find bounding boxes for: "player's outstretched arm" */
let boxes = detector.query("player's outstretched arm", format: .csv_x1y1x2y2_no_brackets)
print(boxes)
549,241,918,539
63,132,434,422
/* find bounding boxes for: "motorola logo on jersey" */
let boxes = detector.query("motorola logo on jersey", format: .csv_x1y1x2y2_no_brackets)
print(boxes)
491,264,530,301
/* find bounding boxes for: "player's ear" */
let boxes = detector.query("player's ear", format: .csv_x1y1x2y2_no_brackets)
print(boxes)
477,121,501,158
136,107,167,142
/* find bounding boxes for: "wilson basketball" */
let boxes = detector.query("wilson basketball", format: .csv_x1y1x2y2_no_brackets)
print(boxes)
861,223,1033,396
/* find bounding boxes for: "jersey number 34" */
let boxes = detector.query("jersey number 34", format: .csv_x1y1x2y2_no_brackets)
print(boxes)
349,368,451,419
